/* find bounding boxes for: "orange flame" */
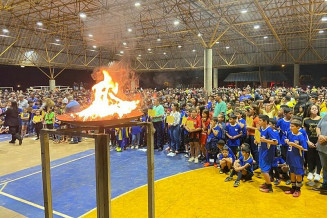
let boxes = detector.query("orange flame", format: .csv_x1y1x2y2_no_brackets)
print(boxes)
76,70,139,120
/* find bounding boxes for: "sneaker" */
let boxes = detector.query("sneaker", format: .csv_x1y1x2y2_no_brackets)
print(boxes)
286,180,292,185
116,147,122,152
9,141,15,144
204,162,210,167
234,180,240,187
213,163,218,168
135,145,139,149
314,173,321,182
219,169,224,174
285,188,296,194
165,147,171,151
225,177,233,182
260,185,273,193
194,158,199,164
184,153,189,158
19,138,23,145
307,172,314,181
292,190,301,197
273,180,281,186
131,146,135,149
259,183,267,189
188,157,194,162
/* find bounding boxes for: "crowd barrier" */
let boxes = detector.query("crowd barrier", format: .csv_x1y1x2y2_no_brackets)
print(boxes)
0,87,14,92
27,86,72,92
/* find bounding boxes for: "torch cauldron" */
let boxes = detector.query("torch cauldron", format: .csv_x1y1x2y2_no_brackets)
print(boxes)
40,69,155,218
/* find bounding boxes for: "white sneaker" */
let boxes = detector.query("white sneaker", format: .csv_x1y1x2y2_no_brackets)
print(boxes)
135,146,139,149
184,153,189,158
194,158,199,164
307,172,314,181
314,173,321,182
131,146,135,149
188,157,194,162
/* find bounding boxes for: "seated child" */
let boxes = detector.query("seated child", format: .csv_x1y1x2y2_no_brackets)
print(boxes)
218,145,234,174
269,146,289,185
225,146,254,187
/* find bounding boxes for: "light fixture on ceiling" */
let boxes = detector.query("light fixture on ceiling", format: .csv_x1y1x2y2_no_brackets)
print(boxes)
263,36,268,39
319,30,325,34
79,12,87,19
174,20,180,26
197,33,202,37
88,34,93,37
281,64,285,68
135,2,141,7
138,54,142,57
163,52,167,55
226,46,230,49
322,17,327,22
55,38,60,42
147,48,151,51
192,49,196,52
120,51,124,54
178,45,182,48
254,25,260,29
128,28,132,32
36,22,43,26
20,65,25,68
2,29,9,33
93,45,97,49
123,42,127,46
241,9,248,14
157,38,161,42
216,41,220,44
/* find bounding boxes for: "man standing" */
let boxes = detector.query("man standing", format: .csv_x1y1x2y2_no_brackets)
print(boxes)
315,115,327,194
152,98,164,151
18,95,28,110
213,93,227,118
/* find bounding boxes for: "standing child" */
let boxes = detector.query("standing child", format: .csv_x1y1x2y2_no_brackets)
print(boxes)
185,108,202,163
284,119,308,197
115,127,126,152
203,117,221,167
33,110,43,140
277,107,293,159
256,115,279,193
225,146,253,187
225,114,243,156
131,125,142,149
20,108,29,138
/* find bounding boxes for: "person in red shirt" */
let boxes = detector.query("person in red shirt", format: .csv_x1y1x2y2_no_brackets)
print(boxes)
200,109,211,161
186,108,202,163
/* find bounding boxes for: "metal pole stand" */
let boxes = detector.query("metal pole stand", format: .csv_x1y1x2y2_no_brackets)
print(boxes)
40,122,155,218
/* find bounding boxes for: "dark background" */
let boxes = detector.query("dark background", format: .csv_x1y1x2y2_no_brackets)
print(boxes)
0,64,326,90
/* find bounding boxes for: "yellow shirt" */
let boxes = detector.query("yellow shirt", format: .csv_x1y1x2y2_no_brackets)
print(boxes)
321,102,327,113
33,115,43,123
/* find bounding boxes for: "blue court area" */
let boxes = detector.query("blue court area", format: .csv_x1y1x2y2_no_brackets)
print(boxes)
0,134,11,142
0,148,201,218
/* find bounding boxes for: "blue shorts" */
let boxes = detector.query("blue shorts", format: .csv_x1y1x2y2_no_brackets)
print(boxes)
289,166,304,175
259,160,272,173
21,121,29,126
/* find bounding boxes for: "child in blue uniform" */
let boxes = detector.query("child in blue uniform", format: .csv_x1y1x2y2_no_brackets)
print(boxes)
115,127,126,152
218,145,234,174
225,146,253,187
269,147,288,185
225,114,242,156
284,119,308,197
256,115,279,193
204,118,221,167
277,107,292,159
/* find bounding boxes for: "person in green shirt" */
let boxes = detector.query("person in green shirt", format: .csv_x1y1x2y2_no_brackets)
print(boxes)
213,93,227,118
152,98,164,151
45,107,55,129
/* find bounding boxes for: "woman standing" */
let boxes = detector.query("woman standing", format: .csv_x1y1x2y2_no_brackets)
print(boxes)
315,113,327,194
0,101,23,145
167,103,181,156
303,104,322,182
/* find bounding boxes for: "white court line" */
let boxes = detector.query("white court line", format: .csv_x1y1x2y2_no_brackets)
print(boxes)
0,191,73,218
0,152,95,185
79,167,207,217
0,182,7,192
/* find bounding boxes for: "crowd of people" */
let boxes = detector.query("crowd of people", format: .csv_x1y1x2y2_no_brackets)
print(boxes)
0,84,327,197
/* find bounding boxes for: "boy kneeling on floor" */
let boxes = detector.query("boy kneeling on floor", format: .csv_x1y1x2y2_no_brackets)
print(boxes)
225,146,253,187
218,145,234,174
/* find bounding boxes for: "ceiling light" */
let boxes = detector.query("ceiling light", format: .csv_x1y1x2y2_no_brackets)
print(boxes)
120,51,124,54
241,9,248,14
128,28,132,32
163,52,167,55
93,45,97,49
174,20,180,26
254,25,260,29
216,41,220,44
281,64,285,67
192,49,196,52
322,17,327,22
55,38,60,42
79,12,87,18
20,65,25,68
123,42,127,46
88,34,93,37
36,22,43,26
138,54,142,57
319,30,324,34
135,2,141,7
263,36,268,39
178,45,182,48
226,46,230,49
2,29,9,33
148,48,151,51
197,33,202,37
157,38,161,42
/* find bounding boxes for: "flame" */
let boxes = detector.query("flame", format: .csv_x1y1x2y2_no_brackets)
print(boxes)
76,70,139,120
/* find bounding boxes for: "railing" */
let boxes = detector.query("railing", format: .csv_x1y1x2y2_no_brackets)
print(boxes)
27,86,72,92
0,87,14,92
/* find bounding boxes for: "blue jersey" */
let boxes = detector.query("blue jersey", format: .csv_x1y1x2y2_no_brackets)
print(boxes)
220,146,236,162
272,129,281,145
207,124,222,141
219,122,226,140
276,118,291,146
238,119,247,137
239,156,253,173
131,126,142,135
272,157,285,168
225,123,242,147
218,153,234,161
285,131,307,168
259,126,278,165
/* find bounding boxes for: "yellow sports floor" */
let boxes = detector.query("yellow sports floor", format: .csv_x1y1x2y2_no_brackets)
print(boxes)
82,167,326,218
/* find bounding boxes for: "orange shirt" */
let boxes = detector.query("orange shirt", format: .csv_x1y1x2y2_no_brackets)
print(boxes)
187,116,202,138
247,116,259,136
